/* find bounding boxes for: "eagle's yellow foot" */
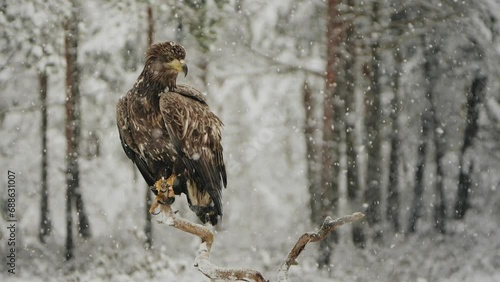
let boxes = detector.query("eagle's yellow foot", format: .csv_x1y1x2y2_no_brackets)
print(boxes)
149,200,160,215
149,175,176,214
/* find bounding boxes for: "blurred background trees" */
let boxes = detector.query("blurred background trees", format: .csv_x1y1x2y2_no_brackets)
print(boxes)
1,0,500,279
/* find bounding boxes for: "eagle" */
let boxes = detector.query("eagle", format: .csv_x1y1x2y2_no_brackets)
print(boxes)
116,41,226,225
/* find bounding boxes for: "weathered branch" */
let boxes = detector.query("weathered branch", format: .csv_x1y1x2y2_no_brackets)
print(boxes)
157,205,363,281
157,205,267,281
278,212,365,282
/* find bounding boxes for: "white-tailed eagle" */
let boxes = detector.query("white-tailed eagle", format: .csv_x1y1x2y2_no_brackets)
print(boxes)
116,42,226,225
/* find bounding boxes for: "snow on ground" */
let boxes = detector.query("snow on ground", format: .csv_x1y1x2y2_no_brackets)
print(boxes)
2,208,499,282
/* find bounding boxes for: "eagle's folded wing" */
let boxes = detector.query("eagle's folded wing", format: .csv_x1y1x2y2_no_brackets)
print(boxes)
116,96,156,187
159,89,226,216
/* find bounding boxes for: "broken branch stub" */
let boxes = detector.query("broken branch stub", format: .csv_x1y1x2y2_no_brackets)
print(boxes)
278,212,365,282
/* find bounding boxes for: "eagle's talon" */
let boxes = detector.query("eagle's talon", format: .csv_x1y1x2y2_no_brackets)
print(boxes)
156,196,175,206
152,176,175,207
165,197,175,205
149,199,160,215
154,175,176,194
150,186,158,195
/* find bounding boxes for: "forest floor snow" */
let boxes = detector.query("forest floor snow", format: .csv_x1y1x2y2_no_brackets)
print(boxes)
2,209,500,282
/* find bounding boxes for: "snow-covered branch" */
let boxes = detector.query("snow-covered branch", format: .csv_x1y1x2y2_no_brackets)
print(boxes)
244,45,325,78
156,205,364,281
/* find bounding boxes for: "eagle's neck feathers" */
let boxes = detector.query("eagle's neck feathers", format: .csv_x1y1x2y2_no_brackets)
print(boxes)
135,67,164,93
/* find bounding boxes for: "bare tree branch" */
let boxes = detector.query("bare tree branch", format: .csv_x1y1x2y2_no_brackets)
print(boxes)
156,205,363,281
157,205,267,282
158,205,365,282
277,212,365,282
244,45,325,78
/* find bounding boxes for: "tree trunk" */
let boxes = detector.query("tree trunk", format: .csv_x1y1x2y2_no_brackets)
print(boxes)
386,48,401,233
422,37,446,234
75,191,91,238
71,7,91,240
431,98,446,234
39,69,52,243
304,81,322,226
65,15,77,258
145,183,153,248
175,9,184,43
147,5,154,46
344,0,365,248
65,0,91,259
363,0,383,242
144,4,155,249
407,112,431,233
454,76,486,219
318,0,343,267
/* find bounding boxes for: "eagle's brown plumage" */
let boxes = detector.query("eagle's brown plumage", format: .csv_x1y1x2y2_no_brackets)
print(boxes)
116,42,226,225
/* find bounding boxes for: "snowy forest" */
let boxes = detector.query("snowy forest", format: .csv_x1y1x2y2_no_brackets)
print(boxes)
1,0,500,281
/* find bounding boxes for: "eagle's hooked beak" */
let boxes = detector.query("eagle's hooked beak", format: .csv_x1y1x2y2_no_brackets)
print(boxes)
182,63,188,77
168,59,188,77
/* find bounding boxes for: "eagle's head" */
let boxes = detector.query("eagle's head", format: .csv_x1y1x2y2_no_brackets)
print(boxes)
145,41,188,90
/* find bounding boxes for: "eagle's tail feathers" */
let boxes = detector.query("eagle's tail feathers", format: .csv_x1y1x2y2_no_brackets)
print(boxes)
186,180,221,225
189,204,219,226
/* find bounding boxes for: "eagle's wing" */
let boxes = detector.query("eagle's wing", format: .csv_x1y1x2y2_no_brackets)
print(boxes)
160,86,226,216
116,96,156,187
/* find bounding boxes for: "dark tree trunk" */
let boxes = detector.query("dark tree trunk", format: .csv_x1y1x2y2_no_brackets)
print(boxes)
344,0,365,248
303,81,321,226
318,0,343,268
39,70,52,243
147,5,154,46
454,76,486,219
386,48,401,233
431,98,446,234
144,4,154,249
65,173,74,260
75,192,91,238
144,184,153,248
65,0,91,259
175,10,184,43
70,11,91,240
363,0,383,242
422,37,446,234
407,112,431,233
65,16,77,258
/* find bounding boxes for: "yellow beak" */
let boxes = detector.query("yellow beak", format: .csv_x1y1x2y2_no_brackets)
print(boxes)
168,59,188,77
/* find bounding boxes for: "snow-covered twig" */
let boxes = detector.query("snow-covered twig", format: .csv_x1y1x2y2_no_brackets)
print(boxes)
277,212,365,282
157,205,267,282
